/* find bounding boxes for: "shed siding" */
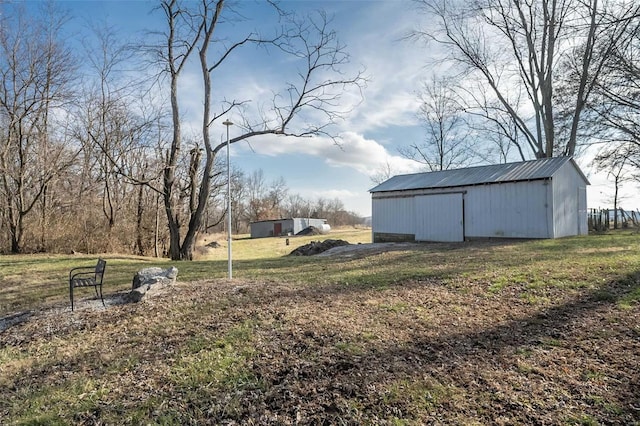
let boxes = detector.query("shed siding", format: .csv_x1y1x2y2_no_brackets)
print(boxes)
250,218,327,238
463,180,551,238
292,218,327,234
250,219,294,238
372,181,552,240
551,165,588,237
250,221,270,238
414,193,464,242
578,187,587,235
372,197,415,238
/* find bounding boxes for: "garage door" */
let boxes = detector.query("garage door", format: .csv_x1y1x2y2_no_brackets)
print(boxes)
414,193,464,242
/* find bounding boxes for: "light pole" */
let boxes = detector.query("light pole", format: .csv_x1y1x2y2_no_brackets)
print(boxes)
223,119,233,279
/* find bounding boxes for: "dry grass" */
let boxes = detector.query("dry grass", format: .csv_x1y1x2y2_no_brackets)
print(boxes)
1,229,639,424
194,227,372,260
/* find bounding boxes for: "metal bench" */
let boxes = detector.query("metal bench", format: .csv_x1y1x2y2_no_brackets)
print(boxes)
69,259,106,311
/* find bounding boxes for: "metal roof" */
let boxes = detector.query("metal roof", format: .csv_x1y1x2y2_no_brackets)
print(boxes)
370,157,589,193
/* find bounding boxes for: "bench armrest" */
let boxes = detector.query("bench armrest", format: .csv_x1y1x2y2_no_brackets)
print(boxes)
69,267,96,280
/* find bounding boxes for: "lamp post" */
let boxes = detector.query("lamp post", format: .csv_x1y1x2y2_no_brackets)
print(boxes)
223,119,233,279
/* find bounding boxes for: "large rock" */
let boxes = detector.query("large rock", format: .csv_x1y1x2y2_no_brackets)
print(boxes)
129,266,178,302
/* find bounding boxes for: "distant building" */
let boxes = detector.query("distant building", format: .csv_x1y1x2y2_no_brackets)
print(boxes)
250,218,329,238
369,157,589,243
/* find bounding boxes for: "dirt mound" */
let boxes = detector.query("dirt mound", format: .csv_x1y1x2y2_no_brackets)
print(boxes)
296,226,321,236
205,241,221,248
289,239,351,256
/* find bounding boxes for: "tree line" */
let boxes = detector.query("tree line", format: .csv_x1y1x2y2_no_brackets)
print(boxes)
212,169,363,237
0,1,365,258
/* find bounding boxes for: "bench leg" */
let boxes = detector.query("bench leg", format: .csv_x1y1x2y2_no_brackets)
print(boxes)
98,284,105,307
70,282,74,312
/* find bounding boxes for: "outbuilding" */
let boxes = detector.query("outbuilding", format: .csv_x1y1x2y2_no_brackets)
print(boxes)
250,218,329,238
369,157,589,243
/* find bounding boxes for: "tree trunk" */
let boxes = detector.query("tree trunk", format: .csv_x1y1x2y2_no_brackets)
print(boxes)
136,182,145,256
613,176,619,229
9,214,24,254
40,185,48,251
154,195,160,258
10,226,20,254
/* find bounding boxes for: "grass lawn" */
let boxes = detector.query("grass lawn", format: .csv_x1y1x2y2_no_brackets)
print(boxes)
1,228,639,424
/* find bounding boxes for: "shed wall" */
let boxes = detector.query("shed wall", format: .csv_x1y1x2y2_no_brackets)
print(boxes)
551,165,588,237
414,193,464,242
371,159,589,242
372,197,415,241
250,222,271,238
463,180,552,239
292,218,327,234
250,219,294,238
371,180,554,241
250,218,328,238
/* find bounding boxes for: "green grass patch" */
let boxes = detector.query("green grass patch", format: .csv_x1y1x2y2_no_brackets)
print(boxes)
565,413,600,425
171,320,260,392
540,338,564,348
335,340,365,355
383,377,462,416
7,378,110,425
380,302,409,313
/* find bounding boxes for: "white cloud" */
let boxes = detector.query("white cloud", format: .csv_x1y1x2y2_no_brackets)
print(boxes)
334,2,428,135
314,188,359,199
235,130,420,178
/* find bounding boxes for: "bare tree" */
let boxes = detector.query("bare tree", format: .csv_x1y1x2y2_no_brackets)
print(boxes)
242,172,289,223
370,159,397,185
415,0,640,159
400,76,475,171
267,177,289,216
594,144,636,228
460,86,526,162
245,169,270,223
284,193,308,218
0,3,78,253
71,21,166,252
588,11,640,167
582,7,640,208
154,0,365,260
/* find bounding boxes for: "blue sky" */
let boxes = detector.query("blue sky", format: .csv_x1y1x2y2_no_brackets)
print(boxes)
48,0,640,215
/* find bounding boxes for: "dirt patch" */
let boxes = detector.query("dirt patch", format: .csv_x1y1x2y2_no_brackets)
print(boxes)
317,241,422,258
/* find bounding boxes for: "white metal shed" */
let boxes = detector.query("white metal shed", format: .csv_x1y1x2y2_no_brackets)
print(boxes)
250,218,329,238
369,157,589,243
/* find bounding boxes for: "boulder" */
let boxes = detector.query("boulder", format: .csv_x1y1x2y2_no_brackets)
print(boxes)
129,266,178,302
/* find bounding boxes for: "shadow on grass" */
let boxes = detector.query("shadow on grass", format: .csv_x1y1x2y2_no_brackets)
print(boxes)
194,267,640,424
285,270,640,423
